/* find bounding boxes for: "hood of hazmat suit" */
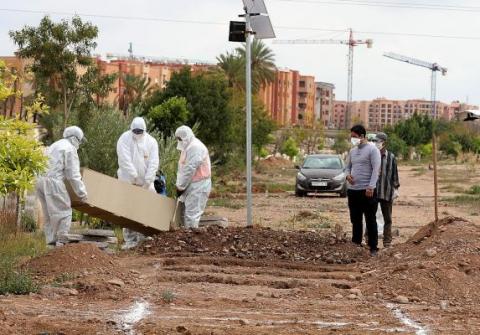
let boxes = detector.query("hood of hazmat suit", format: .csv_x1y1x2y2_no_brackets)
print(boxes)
63,126,85,149
36,129,87,245
175,126,212,229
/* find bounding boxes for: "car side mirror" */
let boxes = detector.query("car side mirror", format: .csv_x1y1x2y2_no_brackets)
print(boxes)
295,165,301,170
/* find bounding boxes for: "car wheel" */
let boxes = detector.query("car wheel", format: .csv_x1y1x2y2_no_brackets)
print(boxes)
295,186,306,197
339,185,347,198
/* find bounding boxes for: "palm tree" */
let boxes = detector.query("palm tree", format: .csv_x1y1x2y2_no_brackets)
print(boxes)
216,52,243,89
121,73,153,114
236,39,276,92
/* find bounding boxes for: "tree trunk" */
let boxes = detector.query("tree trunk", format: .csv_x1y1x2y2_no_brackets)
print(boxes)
15,193,22,233
63,85,68,128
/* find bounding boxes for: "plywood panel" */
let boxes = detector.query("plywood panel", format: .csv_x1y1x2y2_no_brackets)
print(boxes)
67,169,178,235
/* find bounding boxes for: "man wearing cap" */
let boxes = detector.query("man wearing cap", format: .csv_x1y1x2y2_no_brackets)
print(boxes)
375,132,400,248
117,117,159,249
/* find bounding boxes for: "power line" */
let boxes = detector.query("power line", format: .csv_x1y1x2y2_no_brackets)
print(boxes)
1,8,480,41
273,0,480,12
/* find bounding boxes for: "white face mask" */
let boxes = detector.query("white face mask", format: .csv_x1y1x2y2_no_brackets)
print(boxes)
376,141,384,150
133,133,145,141
68,136,81,149
177,140,185,151
351,138,361,146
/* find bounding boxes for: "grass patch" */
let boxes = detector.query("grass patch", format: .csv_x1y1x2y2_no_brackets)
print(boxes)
161,289,176,303
208,198,243,210
443,194,480,208
467,185,480,195
0,210,46,295
440,184,465,193
411,167,427,176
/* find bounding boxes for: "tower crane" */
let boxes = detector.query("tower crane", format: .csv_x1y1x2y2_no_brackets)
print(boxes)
383,52,448,224
273,29,373,128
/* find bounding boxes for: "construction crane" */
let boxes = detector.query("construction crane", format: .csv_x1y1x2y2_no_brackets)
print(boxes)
384,52,447,119
273,29,373,128
383,52,448,224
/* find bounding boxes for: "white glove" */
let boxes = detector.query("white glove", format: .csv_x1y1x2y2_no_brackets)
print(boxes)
132,177,143,186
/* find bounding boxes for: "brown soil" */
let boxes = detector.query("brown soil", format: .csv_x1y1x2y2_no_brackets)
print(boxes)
25,243,119,280
2,164,480,334
361,217,480,304
141,225,366,264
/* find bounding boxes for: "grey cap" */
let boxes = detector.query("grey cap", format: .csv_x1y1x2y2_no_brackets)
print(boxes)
376,132,388,141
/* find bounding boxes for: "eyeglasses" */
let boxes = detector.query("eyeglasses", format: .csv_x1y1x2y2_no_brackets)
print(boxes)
132,129,144,135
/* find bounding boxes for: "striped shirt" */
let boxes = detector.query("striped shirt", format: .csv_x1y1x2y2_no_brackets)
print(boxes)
377,150,400,202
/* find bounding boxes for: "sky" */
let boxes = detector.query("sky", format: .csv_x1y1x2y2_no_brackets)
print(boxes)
0,0,479,105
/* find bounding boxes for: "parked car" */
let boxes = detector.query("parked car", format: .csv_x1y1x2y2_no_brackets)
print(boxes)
295,154,347,197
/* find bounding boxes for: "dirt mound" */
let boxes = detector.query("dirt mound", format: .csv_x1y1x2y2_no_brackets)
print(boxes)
257,156,293,169
361,217,480,304
25,243,118,280
140,226,366,264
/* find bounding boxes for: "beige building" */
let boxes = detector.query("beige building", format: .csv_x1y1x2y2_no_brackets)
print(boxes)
259,69,316,127
315,82,335,128
332,97,478,130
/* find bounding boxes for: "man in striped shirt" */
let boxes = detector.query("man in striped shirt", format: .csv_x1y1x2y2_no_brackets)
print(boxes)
375,132,400,248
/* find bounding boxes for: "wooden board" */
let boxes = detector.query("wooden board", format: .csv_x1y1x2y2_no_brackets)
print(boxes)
67,169,181,235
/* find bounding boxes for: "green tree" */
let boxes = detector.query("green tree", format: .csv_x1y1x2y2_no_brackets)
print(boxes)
439,136,462,161
0,117,47,226
281,137,299,159
148,96,189,136
332,131,350,154
235,39,276,92
120,74,154,114
216,52,243,89
0,60,16,102
154,67,235,160
77,107,131,177
230,94,276,156
387,133,408,158
418,142,432,159
10,15,99,127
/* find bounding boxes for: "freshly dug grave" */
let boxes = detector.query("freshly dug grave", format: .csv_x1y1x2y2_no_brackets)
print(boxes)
140,225,367,264
361,217,480,304
25,243,119,281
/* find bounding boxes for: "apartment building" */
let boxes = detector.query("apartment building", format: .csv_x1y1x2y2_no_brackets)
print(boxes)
315,81,335,128
259,69,316,127
259,68,297,126
332,97,478,130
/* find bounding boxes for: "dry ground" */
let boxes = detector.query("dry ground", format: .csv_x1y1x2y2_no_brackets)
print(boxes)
1,162,480,334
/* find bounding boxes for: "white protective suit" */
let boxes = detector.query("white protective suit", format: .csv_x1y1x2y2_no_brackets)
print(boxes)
175,126,212,229
36,126,88,245
117,117,159,247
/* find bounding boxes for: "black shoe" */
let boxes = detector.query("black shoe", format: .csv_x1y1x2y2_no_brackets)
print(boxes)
370,249,378,257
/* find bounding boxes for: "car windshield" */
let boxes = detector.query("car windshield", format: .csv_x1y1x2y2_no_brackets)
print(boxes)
303,157,342,169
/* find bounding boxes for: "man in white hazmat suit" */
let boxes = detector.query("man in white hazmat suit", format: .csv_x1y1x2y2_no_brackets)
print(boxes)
117,117,159,249
36,126,88,246
175,126,212,229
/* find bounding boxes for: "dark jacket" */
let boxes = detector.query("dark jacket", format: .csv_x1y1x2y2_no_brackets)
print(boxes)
377,150,400,202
